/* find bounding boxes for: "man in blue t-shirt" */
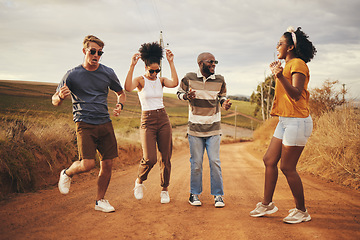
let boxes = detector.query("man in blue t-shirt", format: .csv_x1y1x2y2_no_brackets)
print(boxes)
52,35,126,213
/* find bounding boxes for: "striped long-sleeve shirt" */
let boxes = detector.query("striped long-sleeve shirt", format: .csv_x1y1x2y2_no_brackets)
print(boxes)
177,70,227,137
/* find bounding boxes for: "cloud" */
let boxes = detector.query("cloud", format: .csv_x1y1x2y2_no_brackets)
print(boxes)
0,0,359,98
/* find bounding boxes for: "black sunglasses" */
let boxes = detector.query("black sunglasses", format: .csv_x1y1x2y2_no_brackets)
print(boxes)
149,69,161,74
88,49,104,56
203,60,218,65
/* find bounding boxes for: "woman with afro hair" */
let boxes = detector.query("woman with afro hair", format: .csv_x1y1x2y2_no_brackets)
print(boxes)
125,42,179,204
250,27,317,224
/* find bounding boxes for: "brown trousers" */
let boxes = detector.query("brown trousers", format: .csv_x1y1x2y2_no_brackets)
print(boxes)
138,108,172,188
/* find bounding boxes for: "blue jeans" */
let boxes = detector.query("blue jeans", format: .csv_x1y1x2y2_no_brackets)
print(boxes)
188,134,224,196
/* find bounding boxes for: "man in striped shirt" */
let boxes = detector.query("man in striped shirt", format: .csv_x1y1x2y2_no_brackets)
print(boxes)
177,52,232,208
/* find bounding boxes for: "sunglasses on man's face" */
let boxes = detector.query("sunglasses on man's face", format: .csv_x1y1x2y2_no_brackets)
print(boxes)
203,60,218,65
149,69,161,74
88,49,104,56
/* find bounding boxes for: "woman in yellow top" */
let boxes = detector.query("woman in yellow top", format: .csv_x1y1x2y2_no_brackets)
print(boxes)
250,27,317,224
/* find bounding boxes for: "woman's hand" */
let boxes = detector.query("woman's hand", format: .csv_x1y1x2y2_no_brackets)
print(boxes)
113,103,122,117
270,61,283,78
131,53,141,66
166,49,174,63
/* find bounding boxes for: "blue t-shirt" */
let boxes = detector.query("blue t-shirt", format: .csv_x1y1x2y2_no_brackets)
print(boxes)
56,64,123,125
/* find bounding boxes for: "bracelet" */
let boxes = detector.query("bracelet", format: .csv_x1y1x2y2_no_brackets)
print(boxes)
118,102,124,110
220,99,225,106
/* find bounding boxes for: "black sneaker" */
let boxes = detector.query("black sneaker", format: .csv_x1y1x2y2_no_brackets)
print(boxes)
189,193,202,206
214,195,225,208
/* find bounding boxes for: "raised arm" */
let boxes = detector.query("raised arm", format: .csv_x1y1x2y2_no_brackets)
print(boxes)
161,49,179,88
124,53,142,92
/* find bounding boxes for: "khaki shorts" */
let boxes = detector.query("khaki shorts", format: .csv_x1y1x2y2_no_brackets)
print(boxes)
75,121,118,160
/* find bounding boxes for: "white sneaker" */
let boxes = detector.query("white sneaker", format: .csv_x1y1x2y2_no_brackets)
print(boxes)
283,208,311,224
58,169,71,194
95,199,115,213
160,191,170,204
133,179,145,200
250,202,278,217
214,195,225,208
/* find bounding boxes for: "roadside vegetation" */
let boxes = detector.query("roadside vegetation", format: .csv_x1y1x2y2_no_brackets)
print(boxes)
250,79,360,190
0,80,258,198
2,78,358,199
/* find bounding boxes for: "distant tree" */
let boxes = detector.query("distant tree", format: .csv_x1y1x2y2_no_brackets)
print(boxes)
309,79,347,117
250,75,275,121
228,95,250,102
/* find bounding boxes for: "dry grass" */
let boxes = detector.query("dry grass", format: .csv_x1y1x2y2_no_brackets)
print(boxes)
299,107,360,189
0,117,78,198
250,107,360,190
0,114,191,198
0,80,259,198
250,116,278,154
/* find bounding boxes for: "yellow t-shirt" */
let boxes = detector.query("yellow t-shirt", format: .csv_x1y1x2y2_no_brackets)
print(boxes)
270,58,310,118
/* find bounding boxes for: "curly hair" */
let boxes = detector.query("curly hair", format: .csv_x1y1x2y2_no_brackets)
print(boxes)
139,42,163,66
283,27,317,63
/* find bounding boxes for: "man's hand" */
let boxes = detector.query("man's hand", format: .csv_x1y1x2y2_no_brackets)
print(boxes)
222,99,232,111
59,84,71,100
185,88,196,100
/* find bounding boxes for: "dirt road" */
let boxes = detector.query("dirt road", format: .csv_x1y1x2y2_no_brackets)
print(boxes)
1,142,360,240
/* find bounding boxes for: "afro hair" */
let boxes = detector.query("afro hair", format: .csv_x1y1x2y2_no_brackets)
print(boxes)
139,42,163,66
284,27,317,63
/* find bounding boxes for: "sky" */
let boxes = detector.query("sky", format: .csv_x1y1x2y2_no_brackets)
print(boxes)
1,0,359,99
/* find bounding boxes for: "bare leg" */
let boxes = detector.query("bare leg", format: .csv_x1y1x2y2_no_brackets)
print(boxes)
262,137,282,205
280,146,306,211
65,159,96,177
97,159,113,200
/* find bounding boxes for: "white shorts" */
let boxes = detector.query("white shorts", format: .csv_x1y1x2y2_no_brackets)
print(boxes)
273,115,313,146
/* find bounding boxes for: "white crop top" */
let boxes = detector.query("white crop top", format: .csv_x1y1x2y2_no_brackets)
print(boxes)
138,76,164,111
